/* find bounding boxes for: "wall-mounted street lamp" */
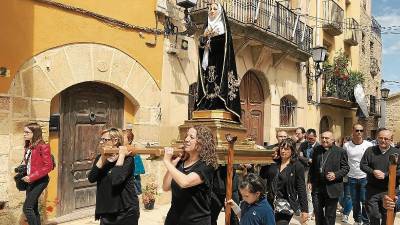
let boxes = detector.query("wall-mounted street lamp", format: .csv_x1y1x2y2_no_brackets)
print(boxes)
380,87,390,100
311,46,328,79
165,0,198,37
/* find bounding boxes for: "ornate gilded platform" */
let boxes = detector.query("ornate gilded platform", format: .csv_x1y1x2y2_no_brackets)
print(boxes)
176,110,274,164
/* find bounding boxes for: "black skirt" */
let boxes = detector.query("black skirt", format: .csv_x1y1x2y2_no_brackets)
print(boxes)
100,207,139,225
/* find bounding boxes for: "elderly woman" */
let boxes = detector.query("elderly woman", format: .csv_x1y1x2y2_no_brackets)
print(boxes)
265,138,308,225
162,125,218,225
196,2,241,121
88,128,139,225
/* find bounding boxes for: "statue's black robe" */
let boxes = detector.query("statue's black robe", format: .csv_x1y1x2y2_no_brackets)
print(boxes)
195,7,241,122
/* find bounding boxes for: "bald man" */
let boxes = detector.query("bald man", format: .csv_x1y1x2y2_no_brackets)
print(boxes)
308,131,349,225
360,129,400,225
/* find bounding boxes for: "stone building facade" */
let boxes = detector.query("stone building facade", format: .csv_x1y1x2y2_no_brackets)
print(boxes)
386,93,400,143
357,0,383,139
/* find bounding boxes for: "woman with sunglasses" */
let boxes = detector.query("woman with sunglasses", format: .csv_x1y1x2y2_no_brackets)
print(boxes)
88,128,139,225
162,125,218,225
265,138,308,225
22,122,53,225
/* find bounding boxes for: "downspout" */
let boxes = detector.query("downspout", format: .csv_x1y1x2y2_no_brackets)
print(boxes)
316,0,321,104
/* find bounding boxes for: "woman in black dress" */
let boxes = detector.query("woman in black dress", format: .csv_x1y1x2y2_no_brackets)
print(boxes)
266,138,309,225
88,128,139,225
162,125,218,225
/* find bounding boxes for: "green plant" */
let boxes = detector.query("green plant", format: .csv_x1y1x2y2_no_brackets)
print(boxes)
322,51,365,101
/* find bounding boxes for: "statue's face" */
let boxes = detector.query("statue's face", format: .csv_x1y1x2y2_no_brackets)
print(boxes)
208,3,219,20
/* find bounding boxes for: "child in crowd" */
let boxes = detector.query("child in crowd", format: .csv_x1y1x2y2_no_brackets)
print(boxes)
226,173,276,225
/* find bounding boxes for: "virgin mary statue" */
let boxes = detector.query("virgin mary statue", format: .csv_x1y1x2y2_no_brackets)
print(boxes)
195,1,241,121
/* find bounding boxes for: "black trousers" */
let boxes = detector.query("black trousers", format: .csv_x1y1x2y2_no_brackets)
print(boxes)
312,186,339,225
275,213,293,225
23,176,49,225
365,187,396,225
210,191,239,225
100,207,139,225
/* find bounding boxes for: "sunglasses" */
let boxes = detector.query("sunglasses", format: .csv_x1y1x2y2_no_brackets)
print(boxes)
355,129,364,133
100,138,112,142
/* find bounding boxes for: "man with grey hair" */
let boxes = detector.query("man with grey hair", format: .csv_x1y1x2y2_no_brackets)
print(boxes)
308,131,349,225
360,128,400,225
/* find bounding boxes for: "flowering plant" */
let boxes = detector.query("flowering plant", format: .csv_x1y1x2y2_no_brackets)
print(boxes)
142,182,158,206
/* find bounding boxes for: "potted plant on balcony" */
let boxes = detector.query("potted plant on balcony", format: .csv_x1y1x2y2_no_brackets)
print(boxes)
142,182,158,210
323,51,364,101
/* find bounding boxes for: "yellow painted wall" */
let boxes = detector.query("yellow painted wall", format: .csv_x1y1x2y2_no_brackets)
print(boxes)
0,0,164,93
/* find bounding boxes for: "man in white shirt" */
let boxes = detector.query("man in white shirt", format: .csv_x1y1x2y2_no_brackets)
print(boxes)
343,124,373,225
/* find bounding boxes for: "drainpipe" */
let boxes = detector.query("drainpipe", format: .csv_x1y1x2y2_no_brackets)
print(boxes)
316,0,321,104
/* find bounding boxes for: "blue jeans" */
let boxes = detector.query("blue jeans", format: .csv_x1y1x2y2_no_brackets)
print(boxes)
349,177,369,224
339,181,352,216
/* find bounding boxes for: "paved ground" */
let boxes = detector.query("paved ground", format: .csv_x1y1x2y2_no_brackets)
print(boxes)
58,203,400,225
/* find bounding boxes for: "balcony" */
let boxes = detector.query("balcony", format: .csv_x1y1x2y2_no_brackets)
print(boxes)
370,57,380,76
344,18,359,46
371,17,382,39
321,74,357,108
191,0,313,61
322,0,344,36
368,95,381,117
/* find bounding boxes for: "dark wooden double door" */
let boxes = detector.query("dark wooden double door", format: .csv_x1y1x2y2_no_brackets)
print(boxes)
59,82,124,216
240,72,265,146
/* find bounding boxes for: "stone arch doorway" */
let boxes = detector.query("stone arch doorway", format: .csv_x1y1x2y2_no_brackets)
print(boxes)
320,116,332,134
59,82,124,215
8,43,161,218
239,71,265,145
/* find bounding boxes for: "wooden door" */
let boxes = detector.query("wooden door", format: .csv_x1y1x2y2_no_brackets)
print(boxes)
59,82,123,216
240,72,265,145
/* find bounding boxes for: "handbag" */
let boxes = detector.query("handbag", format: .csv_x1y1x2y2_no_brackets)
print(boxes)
272,166,294,216
14,161,27,191
274,197,294,216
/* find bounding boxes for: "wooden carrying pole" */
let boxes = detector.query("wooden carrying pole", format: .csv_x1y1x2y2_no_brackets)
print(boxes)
100,146,184,157
225,134,237,225
387,153,398,225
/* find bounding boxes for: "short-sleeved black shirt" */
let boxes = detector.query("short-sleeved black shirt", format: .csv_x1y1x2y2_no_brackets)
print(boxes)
165,160,215,225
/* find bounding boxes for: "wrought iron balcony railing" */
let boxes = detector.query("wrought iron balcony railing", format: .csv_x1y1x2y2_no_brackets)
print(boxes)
193,0,313,54
322,0,344,36
371,16,382,39
322,74,355,102
369,95,381,117
344,18,359,46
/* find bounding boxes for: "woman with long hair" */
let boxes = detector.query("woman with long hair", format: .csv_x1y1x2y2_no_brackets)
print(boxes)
162,125,218,225
265,138,308,225
88,128,139,225
22,122,53,225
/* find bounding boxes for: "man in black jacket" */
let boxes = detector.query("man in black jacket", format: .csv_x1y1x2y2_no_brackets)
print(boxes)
360,128,400,225
308,131,349,225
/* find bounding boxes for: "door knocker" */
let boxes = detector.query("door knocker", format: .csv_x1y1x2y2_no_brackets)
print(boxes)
89,112,96,122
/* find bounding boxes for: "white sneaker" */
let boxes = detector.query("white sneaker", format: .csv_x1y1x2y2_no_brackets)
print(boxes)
341,215,349,223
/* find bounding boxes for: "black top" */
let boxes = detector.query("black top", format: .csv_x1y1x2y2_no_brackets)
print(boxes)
360,146,400,191
265,160,308,213
298,141,320,168
212,165,239,194
309,145,349,198
88,155,138,219
165,160,215,225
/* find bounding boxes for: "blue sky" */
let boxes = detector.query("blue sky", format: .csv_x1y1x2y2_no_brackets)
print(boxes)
372,0,400,94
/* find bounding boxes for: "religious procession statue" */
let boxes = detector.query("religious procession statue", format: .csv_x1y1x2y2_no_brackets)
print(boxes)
195,1,242,122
